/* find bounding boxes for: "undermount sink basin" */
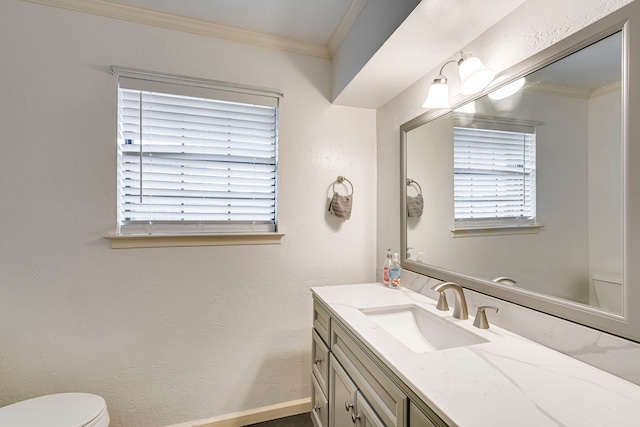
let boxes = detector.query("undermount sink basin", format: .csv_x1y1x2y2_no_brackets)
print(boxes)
361,304,488,353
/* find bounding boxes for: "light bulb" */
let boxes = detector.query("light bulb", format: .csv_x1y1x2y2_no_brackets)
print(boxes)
458,56,495,95
422,78,450,109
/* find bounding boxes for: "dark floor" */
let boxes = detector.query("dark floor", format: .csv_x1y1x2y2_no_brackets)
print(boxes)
245,413,314,427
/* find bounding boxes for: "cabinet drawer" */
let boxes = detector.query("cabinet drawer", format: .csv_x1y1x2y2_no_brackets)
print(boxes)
311,374,328,427
313,299,331,345
331,321,407,427
312,329,330,394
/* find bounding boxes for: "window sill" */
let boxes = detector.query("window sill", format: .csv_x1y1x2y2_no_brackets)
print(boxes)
106,232,285,249
451,224,543,238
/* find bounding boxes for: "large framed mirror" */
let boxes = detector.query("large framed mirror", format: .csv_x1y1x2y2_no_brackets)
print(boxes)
401,1,640,342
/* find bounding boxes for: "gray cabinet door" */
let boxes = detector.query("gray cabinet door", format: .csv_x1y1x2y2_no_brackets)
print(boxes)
329,354,358,427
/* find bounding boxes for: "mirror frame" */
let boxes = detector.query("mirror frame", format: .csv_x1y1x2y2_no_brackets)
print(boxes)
400,1,640,343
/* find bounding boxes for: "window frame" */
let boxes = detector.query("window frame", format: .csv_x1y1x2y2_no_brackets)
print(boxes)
108,66,285,248
451,114,541,237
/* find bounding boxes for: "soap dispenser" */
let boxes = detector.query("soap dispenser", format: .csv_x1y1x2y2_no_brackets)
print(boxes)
383,249,392,286
389,252,402,289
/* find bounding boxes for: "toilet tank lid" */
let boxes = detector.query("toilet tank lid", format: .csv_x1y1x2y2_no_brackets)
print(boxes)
0,392,107,427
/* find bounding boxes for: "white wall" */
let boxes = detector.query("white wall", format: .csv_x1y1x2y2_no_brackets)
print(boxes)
405,112,452,266
588,86,623,279
0,2,376,426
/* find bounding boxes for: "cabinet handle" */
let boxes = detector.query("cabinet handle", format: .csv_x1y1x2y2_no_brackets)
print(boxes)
314,358,322,365
313,405,321,412
351,412,361,424
345,402,354,412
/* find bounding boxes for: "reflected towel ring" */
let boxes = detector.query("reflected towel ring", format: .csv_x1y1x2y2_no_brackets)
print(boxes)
334,176,354,196
406,178,424,218
406,178,422,195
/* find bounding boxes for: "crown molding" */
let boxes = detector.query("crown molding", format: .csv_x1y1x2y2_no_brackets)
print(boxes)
328,0,367,57
22,0,331,59
591,81,621,98
525,82,593,99
513,80,619,100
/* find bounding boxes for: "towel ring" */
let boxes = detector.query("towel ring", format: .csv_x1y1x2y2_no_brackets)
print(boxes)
406,178,422,195
333,176,354,196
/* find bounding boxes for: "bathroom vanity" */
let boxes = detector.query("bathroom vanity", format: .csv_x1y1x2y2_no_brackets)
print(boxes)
310,283,640,427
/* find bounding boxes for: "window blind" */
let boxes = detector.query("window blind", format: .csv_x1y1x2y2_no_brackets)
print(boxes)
115,71,279,235
453,124,536,224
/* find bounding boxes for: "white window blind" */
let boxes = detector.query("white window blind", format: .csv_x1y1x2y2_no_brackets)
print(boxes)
114,68,280,235
453,118,536,226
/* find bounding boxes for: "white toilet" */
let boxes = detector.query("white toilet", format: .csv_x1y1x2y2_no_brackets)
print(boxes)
0,393,109,427
593,273,623,314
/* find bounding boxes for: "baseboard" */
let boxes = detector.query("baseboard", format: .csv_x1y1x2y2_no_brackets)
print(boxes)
167,398,311,427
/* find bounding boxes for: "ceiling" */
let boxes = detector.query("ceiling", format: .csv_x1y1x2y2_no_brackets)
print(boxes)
104,0,354,46
528,30,622,91
30,0,530,108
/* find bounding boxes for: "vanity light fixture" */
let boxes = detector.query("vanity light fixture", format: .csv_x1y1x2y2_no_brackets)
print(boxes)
422,76,450,108
422,52,495,109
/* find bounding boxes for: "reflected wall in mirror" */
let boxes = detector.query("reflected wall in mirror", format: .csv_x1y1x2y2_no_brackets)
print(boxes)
404,31,623,315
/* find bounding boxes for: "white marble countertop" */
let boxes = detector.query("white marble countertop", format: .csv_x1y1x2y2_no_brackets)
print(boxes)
311,283,640,427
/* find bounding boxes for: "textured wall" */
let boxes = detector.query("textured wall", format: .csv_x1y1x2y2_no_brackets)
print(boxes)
0,2,376,426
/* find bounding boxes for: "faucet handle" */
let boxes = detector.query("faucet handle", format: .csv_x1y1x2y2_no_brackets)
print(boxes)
435,291,449,311
473,306,499,329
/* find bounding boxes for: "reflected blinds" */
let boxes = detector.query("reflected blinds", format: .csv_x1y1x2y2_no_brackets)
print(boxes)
115,71,279,235
453,121,536,223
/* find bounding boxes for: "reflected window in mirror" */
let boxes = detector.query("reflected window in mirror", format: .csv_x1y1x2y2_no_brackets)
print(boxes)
452,114,537,232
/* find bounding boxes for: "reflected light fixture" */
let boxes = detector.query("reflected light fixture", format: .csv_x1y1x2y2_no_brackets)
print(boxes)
454,101,476,114
488,77,526,100
422,52,495,109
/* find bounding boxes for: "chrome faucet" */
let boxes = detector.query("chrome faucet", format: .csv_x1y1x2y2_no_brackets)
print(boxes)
431,282,469,320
